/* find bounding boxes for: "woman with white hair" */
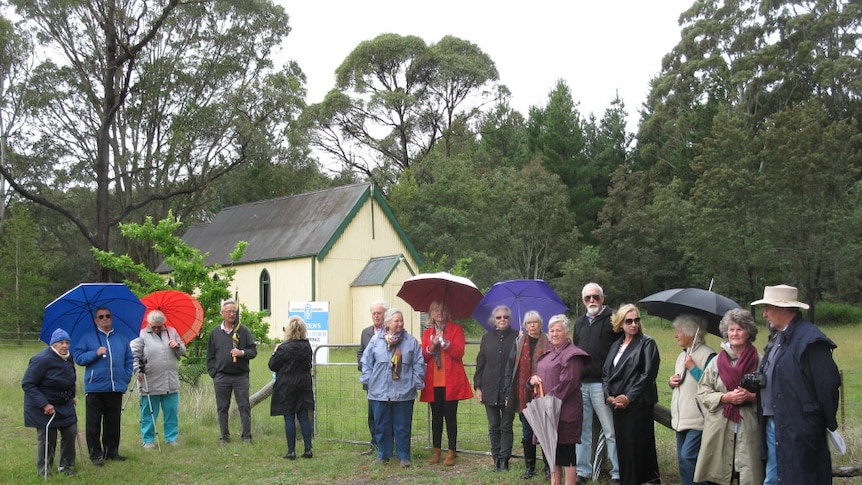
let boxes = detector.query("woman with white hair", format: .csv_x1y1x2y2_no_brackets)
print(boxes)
360,308,425,467
668,314,715,485
529,314,590,485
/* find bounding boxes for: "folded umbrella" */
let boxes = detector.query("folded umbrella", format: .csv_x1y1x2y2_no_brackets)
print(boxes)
522,382,561,484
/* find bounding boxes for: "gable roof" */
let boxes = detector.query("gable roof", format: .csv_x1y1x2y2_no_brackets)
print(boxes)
171,183,421,267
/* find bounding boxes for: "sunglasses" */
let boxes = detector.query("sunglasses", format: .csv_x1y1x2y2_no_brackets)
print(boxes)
583,294,602,301
495,315,510,320
96,314,112,320
623,317,641,325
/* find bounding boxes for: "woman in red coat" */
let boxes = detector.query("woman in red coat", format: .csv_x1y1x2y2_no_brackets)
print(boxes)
421,300,473,466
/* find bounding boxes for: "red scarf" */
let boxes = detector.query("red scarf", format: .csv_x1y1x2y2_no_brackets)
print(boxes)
717,343,757,423
515,338,534,411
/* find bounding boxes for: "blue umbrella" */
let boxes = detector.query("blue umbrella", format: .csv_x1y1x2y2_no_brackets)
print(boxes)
471,279,568,332
41,283,146,345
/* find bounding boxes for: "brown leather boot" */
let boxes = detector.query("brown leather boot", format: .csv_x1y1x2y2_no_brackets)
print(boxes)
444,449,457,466
428,448,442,464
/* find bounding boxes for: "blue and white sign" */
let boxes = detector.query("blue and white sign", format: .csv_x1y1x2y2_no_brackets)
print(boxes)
288,301,329,363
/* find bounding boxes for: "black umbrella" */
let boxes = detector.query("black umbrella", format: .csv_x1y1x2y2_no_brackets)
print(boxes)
639,288,742,337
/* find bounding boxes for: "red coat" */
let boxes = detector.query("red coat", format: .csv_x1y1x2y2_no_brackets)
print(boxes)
420,322,473,402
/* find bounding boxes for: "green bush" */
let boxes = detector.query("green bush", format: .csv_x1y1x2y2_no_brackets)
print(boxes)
815,301,862,327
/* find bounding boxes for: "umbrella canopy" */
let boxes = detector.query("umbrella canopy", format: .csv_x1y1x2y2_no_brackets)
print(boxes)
639,287,742,337
471,279,568,331
522,383,561,483
396,272,483,319
41,283,146,345
140,289,205,344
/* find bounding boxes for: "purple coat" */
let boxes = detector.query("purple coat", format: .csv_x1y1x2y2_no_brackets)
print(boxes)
536,340,590,444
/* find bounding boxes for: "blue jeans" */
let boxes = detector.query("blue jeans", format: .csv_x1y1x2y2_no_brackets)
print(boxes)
284,409,312,453
370,400,415,461
676,429,704,485
576,382,619,479
140,392,179,444
764,417,778,485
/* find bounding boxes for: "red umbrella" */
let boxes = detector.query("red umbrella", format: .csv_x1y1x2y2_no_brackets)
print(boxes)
396,272,483,319
140,290,205,344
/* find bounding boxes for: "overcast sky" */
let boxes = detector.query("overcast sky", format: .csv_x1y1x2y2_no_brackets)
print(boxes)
273,1,694,133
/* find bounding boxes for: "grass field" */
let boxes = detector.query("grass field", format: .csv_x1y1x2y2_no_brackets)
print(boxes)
2,319,861,484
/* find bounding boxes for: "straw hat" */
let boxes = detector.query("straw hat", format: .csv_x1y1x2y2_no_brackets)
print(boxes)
750,284,809,309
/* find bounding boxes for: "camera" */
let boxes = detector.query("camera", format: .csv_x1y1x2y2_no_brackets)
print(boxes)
739,372,766,392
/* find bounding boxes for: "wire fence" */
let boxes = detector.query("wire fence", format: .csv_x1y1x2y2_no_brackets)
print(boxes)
312,343,492,455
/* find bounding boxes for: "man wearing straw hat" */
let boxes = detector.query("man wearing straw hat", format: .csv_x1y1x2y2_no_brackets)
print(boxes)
751,284,840,485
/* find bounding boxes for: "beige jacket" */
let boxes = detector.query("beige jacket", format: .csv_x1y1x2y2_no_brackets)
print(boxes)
670,343,715,431
694,343,764,485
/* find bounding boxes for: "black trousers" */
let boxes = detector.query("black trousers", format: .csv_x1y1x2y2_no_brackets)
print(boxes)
85,392,123,459
430,386,459,450
36,423,76,474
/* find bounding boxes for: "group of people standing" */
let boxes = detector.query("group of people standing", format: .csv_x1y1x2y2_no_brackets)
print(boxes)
476,283,659,485
357,300,474,468
23,284,841,484
668,284,841,485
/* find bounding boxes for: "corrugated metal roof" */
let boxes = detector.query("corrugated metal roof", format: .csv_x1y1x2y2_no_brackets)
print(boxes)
176,183,373,267
351,255,402,287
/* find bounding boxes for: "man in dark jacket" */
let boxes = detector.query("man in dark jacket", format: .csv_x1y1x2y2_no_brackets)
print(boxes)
207,300,257,445
356,300,387,455
572,283,620,484
752,285,840,485
474,305,518,472
22,329,78,477
72,306,133,466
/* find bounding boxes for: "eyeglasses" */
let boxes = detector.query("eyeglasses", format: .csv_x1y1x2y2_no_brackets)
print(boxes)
495,315,510,320
623,317,641,325
96,314,112,320
583,294,602,302
525,320,540,325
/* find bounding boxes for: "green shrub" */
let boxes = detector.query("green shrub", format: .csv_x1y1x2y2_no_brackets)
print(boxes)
815,301,862,327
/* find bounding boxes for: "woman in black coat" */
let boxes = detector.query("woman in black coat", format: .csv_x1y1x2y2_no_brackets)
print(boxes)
603,304,661,485
269,316,315,459
22,329,78,477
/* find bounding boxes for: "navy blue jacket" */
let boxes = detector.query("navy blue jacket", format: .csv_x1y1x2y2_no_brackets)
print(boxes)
759,314,840,484
22,346,77,428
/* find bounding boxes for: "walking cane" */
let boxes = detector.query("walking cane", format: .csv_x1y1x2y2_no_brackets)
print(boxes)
44,412,56,481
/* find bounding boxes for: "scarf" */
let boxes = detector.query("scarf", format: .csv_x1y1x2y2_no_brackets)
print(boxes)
717,343,757,423
385,331,403,380
515,336,537,411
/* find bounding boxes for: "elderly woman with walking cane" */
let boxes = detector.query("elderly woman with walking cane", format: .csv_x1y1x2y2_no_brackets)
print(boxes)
22,328,78,478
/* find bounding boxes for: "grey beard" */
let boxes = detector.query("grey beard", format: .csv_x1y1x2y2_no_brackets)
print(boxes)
586,305,601,317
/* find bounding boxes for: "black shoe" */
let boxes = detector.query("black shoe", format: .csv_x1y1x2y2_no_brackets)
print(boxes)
242,437,253,444
500,458,510,471
302,450,313,459
576,476,588,485
91,456,105,467
283,451,296,460
58,467,76,476
106,454,127,461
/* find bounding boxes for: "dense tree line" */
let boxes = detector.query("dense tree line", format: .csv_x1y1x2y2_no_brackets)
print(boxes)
0,0,859,337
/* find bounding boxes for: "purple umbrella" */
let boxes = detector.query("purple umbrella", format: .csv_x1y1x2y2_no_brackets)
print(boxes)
471,279,568,331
